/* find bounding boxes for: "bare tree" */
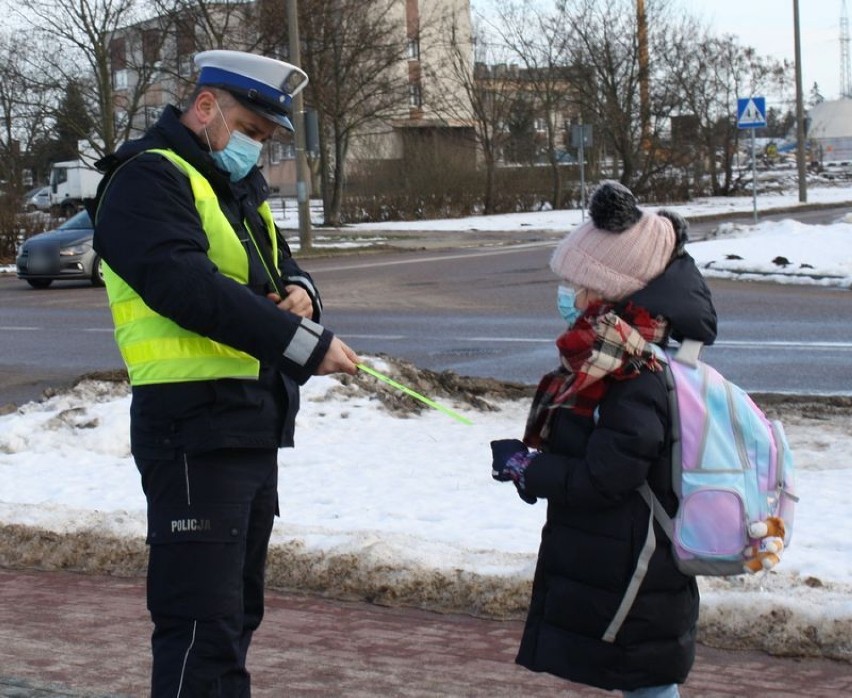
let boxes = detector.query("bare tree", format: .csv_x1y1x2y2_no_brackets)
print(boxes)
664,30,787,195
295,0,411,227
12,0,174,156
111,0,289,142
492,0,574,208
0,32,57,192
209,0,418,227
553,0,692,193
430,13,516,214
154,0,260,52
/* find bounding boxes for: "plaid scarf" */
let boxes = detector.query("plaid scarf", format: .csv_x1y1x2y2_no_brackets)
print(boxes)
523,302,669,449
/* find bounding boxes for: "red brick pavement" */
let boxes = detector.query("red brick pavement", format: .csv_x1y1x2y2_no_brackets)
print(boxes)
1,567,850,697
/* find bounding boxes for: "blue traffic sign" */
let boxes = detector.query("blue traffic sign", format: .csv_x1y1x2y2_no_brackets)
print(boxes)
737,97,767,129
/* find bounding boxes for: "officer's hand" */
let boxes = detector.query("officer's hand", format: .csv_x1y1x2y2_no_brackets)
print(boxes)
268,286,313,319
316,337,360,376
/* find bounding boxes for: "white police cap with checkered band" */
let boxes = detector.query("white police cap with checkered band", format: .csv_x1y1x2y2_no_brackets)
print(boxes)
194,50,308,132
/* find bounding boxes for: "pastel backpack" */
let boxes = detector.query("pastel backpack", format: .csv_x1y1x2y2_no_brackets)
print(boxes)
603,339,798,643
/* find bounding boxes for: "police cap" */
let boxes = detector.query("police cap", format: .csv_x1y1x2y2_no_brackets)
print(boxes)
194,49,309,132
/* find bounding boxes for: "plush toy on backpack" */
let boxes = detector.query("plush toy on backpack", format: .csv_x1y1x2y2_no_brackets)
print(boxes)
743,516,786,573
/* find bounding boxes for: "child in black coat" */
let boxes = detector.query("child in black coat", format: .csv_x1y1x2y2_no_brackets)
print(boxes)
490,181,717,697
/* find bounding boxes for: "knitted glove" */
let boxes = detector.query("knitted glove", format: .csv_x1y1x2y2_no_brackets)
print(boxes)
490,439,537,504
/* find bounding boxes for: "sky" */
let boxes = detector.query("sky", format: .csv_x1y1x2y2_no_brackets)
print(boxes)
2,180,852,659
680,0,844,102
474,0,845,108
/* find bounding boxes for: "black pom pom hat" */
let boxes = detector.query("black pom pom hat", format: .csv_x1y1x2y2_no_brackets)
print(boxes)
550,180,676,300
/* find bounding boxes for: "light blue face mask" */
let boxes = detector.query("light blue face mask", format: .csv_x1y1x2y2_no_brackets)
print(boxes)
208,102,263,182
556,285,582,327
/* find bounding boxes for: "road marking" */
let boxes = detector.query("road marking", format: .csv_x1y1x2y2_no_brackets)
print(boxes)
464,336,553,344
338,333,406,340
315,242,556,272
712,340,852,350
3,325,851,352
1,326,115,333
342,335,852,350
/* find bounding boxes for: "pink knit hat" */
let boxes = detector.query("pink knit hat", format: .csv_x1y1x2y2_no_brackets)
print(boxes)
550,181,676,300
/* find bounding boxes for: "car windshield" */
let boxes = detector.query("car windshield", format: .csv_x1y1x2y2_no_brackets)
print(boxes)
58,210,92,230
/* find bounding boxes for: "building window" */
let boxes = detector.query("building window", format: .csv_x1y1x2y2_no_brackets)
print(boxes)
142,29,160,66
114,108,128,133
177,22,195,55
408,84,422,108
177,22,196,76
113,69,129,90
110,37,126,71
145,106,163,127
268,141,295,164
407,37,420,60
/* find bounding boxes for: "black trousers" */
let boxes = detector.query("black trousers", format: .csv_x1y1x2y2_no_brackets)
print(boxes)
136,447,279,697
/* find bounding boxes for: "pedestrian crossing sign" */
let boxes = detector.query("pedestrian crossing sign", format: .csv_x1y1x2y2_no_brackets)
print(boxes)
737,97,767,129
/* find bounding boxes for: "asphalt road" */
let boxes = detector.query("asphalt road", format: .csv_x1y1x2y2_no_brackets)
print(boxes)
308,246,852,394
1,202,850,407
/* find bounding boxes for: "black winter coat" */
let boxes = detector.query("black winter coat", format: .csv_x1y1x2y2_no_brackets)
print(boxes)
92,106,332,457
516,254,717,691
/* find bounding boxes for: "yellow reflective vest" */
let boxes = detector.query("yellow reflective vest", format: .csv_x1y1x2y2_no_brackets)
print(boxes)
102,148,279,386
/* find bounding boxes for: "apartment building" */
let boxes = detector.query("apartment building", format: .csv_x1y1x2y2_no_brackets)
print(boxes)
108,0,474,196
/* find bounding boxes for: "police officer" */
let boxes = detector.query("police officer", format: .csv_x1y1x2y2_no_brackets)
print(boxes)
92,50,360,695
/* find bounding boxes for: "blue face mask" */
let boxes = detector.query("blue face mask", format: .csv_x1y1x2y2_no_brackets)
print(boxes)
556,285,582,327
208,102,263,182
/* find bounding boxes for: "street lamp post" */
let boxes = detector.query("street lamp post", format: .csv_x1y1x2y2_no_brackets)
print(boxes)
793,0,807,203
287,0,313,250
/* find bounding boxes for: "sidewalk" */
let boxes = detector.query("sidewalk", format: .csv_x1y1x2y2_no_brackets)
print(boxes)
1,568,850,697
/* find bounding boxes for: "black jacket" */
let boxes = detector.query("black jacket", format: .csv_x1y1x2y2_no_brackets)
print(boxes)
515,254,717,691
92,106,332,457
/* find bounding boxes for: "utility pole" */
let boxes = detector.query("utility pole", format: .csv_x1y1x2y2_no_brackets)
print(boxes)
841,0,851,98
287,0,313,251
637,0,651,151
793,0,808,203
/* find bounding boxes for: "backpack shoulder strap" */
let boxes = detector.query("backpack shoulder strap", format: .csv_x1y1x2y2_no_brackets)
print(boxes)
639,482,676,540
648,338,704,368
602,494,656,643
673,338,703,367
602,343,685,643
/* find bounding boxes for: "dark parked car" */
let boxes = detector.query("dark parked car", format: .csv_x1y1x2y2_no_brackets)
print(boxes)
16,210,104,288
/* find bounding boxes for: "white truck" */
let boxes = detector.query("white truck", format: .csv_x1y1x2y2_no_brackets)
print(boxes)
49,159,103,215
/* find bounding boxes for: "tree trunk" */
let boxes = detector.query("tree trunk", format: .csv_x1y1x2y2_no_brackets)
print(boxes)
704,133,721,196
318,138,333,226
482,147,495,215
326,131,348,228
620,149,635,188
548,153,563,209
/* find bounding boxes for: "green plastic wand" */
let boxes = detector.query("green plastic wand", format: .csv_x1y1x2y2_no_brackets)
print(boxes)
356,363,473,426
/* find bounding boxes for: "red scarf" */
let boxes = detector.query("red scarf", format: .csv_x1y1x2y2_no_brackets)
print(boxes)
523,302,669,449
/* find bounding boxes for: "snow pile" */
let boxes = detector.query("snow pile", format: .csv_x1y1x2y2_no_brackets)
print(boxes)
1,363,851,661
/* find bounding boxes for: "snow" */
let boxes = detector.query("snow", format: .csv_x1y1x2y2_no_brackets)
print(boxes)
2,182,852,659
301,184,852,233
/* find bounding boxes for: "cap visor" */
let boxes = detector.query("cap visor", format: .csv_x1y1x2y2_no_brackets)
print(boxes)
270,113,294,132
236,98,294,132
